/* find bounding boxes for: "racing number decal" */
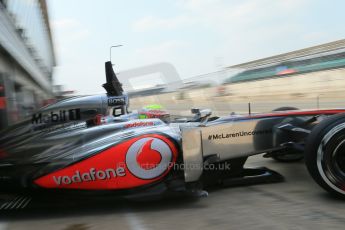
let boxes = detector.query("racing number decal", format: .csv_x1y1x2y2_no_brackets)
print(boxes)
34,135,178,190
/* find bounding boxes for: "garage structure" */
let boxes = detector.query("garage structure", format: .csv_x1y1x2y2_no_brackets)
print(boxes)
0,0,55,128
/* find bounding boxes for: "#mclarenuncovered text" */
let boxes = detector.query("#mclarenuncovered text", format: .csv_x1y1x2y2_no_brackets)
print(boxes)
208,129,272,140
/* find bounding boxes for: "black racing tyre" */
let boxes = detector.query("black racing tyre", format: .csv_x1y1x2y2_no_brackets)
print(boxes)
272,107,299,112
272,106,303,162
305,113,345,198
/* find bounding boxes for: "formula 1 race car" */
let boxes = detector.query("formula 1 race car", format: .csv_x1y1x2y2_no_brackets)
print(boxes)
1,61,345,202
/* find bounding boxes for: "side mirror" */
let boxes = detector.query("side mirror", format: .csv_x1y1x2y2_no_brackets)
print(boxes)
191,108,200,114
191,108,212,124
199,109,212,118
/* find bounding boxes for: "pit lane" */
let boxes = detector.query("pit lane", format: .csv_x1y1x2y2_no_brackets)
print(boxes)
1,155,345,230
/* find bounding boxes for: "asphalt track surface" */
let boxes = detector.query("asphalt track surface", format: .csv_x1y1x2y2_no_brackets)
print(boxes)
1,155,345,230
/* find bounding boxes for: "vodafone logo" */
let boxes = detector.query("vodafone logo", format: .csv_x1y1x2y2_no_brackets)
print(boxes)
125,137,173,179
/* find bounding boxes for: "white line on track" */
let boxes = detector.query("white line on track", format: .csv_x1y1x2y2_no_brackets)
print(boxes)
124,210,148,230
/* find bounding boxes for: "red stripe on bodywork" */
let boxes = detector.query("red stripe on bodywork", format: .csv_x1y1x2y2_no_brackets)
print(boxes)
0,97,6,109
34,134,178,190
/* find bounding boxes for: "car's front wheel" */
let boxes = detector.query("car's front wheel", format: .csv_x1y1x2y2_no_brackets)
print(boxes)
305,113,345,198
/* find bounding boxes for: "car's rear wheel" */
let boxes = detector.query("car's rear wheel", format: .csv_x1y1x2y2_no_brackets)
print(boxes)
272,106,303,162
305,113,345,198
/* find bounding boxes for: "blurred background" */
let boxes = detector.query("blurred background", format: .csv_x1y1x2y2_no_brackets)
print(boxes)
1,0,345,130
1,1,345,229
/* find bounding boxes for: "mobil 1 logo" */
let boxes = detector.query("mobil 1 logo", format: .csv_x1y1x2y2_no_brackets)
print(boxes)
32,109,81,124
